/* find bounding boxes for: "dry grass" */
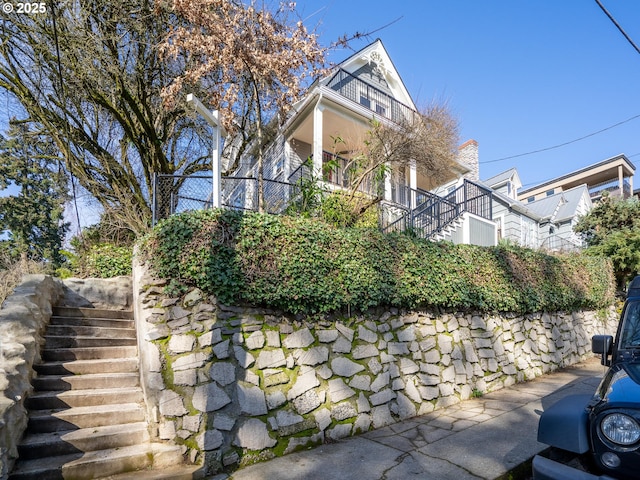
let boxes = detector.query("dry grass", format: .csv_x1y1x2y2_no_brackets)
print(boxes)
0,257,47,306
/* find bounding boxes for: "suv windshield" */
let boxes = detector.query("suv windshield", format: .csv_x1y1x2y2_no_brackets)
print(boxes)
619,300,640,349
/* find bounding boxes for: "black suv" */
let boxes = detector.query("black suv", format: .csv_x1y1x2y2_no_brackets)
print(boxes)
533,276,640,480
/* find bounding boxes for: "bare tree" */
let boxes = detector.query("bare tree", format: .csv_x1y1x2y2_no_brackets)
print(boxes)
335,104,459,219
160,0,327,212
0,0,212,233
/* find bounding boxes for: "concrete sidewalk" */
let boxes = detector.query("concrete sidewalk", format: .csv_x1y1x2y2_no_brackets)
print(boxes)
222,356,606,480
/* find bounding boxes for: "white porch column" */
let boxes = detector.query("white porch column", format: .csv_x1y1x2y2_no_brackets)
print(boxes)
384,164,392,201
312,105,324,178
409,159,417,209
619,165,624,197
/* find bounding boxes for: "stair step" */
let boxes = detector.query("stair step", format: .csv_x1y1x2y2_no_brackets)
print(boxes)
34,358,138,376
33,373,140,392
43,336,137,349
103,464,203,480
28,403,145,433
42,346,138,361
52,306,133,320
26,386,144,409
17,422,150,460
8,443,156,480
49,316,135,329
9,302,192,479
45,324,136,339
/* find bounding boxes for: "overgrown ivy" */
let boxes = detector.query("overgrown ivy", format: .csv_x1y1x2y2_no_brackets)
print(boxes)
141,209,616,315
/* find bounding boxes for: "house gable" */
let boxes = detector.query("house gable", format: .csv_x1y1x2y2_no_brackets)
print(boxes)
320,39,416,111
482,168,522,200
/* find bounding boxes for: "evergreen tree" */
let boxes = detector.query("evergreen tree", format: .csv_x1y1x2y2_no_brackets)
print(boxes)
0,121,69,268
574,193,640,289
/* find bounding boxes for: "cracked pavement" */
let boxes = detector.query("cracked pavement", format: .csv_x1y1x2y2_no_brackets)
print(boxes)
225,357,605,480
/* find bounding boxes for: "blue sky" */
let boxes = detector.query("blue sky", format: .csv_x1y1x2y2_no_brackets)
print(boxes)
298,0,640,189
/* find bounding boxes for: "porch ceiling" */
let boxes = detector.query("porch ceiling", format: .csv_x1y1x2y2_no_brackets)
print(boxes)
291,108,370,156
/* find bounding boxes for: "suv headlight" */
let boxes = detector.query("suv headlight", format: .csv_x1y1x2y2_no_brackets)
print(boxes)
601,413,640,445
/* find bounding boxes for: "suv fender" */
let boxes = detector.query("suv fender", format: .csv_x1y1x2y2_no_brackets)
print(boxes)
538,394,592,454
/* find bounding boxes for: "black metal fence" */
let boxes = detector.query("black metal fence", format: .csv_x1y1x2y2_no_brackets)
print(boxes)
152,174,214,225
326,69,416,124
152,173,492,243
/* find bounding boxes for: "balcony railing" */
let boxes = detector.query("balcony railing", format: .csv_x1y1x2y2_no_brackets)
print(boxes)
326,69,416,124
589,178,632,199
321,151,382,197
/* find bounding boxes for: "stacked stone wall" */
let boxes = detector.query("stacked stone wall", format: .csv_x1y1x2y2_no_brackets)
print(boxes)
0,275,62,478
133,261,618,475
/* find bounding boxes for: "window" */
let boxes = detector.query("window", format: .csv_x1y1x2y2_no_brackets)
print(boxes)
620,301,640,348
360,89,387,117
546,189,555,197
274,158,284,178
527,196,535,203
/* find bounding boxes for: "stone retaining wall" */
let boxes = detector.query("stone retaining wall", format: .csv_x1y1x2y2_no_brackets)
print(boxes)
0,275,62,478
0,275,132,479
133,261,619,476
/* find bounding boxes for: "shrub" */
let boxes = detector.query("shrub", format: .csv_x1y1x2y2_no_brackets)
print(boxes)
0,257,46,304
81,244,133,278
141,209,615,315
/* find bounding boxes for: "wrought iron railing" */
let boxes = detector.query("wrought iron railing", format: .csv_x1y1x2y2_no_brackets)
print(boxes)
326,69,416,124
382,180,492,239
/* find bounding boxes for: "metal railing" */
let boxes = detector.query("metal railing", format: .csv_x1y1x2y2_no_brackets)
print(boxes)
321,151,382,198
589,178,632,200
539,235,584,253
326,69,416,124
153,172,493,243
382,180,492,239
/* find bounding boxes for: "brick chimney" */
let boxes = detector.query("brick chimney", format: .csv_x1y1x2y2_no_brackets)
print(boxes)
458,139,479,181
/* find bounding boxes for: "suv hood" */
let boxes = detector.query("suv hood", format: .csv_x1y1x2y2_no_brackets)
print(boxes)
596,362,640,406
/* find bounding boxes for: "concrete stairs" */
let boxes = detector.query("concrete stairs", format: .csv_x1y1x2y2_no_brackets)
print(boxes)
431,216,465,242
9,306,188,480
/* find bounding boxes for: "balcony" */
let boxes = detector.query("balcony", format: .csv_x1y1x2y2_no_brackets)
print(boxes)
589,178,632,200
326,69,415,124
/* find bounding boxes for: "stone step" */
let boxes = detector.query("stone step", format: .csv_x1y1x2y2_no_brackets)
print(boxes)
28,403,145,433
32,372,140,392
52,306,133,320
42,335,137,349
26,386,144,409
8,443,177,480
42,346,138,362
17,422,150,460
34,357,138,376
104,464,203,480
45,324,136,339
49,315,135,329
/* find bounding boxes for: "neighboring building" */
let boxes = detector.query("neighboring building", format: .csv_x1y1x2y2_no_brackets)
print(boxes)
518,154,635,203
482,168,593,252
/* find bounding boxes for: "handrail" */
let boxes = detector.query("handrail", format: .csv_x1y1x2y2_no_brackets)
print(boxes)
326,69,416,124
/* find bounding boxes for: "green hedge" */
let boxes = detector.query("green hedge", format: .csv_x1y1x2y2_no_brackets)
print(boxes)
141,209,615,315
